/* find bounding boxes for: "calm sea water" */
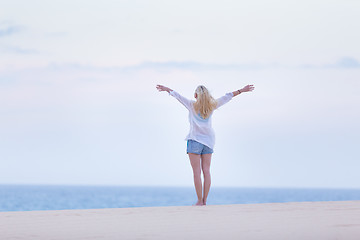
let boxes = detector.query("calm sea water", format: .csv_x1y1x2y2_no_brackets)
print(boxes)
1,185,360,212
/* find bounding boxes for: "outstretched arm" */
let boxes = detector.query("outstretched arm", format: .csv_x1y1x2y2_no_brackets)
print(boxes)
232,84,255,97
216,84,255,109
156,84,192,110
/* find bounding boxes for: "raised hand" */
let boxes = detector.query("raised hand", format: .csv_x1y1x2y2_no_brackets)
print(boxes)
156,85,172,93
241,84,255,93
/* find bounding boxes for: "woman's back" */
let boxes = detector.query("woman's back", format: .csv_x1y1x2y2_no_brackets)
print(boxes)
169,89,234,149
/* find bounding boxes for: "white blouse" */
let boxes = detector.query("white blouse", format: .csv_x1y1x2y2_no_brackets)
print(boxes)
169,90,233,149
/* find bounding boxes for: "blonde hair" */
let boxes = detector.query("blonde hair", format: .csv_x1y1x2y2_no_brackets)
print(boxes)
193,85,217,119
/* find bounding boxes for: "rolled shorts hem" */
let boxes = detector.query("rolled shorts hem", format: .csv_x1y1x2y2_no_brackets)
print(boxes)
186,139,214,155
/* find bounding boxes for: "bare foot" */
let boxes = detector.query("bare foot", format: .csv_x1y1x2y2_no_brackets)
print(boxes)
203,199,207,206
193,200,204,206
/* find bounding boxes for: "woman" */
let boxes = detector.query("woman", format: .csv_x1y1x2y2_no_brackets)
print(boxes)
156,84,255,206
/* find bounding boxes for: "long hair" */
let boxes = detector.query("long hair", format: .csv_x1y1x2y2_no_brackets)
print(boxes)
193,85,217,119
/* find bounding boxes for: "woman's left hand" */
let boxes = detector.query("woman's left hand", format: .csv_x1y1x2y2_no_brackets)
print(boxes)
241,84,255,93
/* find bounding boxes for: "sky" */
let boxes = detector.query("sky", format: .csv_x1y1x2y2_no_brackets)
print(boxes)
0,0,359,188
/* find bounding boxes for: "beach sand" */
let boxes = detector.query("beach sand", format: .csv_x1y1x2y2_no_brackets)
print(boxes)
1,201,360,239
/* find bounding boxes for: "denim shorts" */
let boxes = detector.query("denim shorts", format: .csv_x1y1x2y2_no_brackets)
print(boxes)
187,139,214,155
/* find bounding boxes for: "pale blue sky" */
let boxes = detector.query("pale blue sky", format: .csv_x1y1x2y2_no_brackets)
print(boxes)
1,0,359,188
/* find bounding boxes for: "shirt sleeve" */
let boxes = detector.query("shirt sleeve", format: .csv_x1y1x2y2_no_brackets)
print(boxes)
169,91,193,110
216,92,234,109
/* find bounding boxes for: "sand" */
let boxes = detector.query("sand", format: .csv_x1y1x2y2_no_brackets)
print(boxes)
1,201,360,239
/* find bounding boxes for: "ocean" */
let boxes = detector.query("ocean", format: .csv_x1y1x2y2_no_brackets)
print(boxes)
1,185,360,212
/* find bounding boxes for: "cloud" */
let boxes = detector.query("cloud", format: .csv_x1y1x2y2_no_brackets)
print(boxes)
2,57,359,76
334,57,360,68
42,61,275,74
46,58,360,73
300,57,360,69
0,45,39,54
130,61,269,71
0,23,24,37
0,23,36,55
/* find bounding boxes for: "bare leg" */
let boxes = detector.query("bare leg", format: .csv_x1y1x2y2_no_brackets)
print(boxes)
201,153,212,205
188,153,203,206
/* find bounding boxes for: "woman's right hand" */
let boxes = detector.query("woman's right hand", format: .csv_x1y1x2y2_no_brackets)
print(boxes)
156,85,172,93
232,84,255,97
